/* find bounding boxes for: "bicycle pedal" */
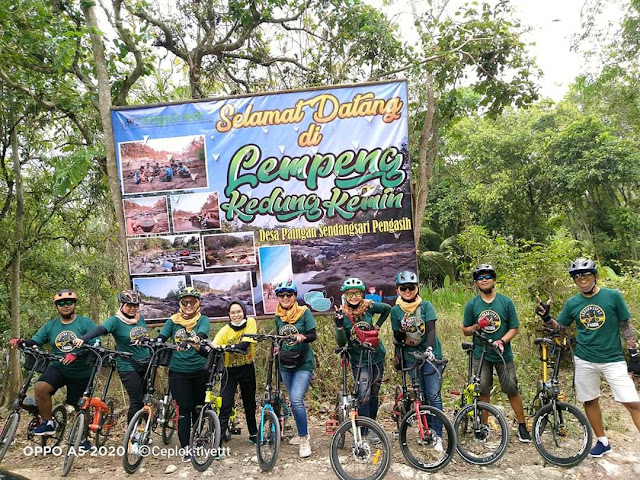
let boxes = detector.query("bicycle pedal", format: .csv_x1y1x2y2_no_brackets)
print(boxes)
325,419,339,434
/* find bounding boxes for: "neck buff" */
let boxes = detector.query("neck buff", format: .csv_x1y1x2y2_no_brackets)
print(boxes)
116,306,139,325
342,299,373,321
395,295,423,314
276,302,308,324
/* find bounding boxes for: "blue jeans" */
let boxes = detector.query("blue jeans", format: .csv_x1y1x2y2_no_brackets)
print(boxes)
351,362,384,421
280,369,312,437
407,361,444,436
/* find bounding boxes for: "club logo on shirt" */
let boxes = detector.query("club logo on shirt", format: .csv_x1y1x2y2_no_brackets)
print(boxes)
401,314,425,346
174,328,196,343
55,331,78,353
579,305,606,330
478,310,501,333
130,326,148,341
279,324,300,346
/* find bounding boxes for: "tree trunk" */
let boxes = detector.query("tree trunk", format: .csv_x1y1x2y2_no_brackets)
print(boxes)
82,3,129,282
413,73,437,247
7,108,23,403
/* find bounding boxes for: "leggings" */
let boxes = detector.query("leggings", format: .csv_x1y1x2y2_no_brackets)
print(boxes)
119,370,145,423
219,363,257,436
169,370,208,448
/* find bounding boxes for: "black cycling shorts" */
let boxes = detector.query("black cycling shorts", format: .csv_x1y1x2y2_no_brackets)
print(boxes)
37,366,88,407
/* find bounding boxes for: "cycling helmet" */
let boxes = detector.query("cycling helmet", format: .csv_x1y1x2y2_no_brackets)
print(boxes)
53,289,77,303
473,264,496,280
568,258,597,277
178,286,201,300
118,289,141,305
274,280,297,295
340,278,365,292
395,271,418,286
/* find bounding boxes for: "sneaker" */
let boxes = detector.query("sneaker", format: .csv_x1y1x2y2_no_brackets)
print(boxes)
589,440,612,458
367,432,383,445
289,434,310,445
518,424,532,443
79,440,92,452
433,436,443,453
248,434,257,445
299,436,311,458
221,429,232,443
32,421,56,436
181,449,192,462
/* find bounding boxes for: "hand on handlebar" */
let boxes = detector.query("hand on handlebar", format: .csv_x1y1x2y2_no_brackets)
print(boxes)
9,338,24,349
492,340,504,355
293,334,307,344
425,346,435,362
72,338,85,348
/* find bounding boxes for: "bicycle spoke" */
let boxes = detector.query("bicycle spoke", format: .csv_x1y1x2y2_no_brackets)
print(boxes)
400,406,455,472
533,402,591,467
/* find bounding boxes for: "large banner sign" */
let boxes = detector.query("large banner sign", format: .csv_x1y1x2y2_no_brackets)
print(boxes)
112,81,417,321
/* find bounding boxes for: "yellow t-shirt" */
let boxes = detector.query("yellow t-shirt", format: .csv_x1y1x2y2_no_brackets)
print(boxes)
212,317,257,367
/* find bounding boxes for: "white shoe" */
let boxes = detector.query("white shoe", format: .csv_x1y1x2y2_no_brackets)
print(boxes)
299,436,311,458
434,436,443,453
289,434,311,445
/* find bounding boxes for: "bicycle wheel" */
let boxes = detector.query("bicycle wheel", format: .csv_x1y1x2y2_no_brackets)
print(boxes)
0,412,20,463
94,400,114,447
41,404,68,448
62,412,85,477
533,402,592,467
256,409,281,472
399,405,456,472
454,401,508,465
161,399,177,445
189,409,221,472
330,417,392,480
335,392,349,449
122,408,151,474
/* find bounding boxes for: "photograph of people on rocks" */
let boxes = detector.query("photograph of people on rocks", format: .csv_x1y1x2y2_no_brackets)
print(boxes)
123,196,170,236
170,191,220,233
127,234,203,275
258,245,293,314
203,231,256,269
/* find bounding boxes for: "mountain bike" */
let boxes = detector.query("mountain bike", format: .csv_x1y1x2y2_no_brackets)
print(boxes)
0,344,68,463
326,346,352,449
242,333,293,472
528,327,592,467
397,350,456,472
61,343,132,476
452,331,509,465
121,340,180,473
328,342,392,480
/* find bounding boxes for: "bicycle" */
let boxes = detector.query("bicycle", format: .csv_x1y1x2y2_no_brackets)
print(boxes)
397,350,456,472
452,331,509,465
121,339,180,474
328,342,392,480
242,333,293,472
0,344,68,463
325,346,352,449
528,327,592,467
61,343,132,477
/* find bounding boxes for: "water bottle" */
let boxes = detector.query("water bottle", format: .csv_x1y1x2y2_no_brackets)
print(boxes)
93,338,102,347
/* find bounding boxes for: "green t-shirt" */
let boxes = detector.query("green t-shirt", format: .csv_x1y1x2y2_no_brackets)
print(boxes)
31,315,98,379
159,315,210,373
390,300,443,363
101,315,150,372
462,293,519,363
557,287,630,363
335,301,390,365
275,308,317,371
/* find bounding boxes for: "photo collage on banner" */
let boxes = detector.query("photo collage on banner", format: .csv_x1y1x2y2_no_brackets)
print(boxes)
112,81,417,321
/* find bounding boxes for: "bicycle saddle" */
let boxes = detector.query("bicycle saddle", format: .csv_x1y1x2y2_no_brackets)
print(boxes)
461,342,474,351
534,338,554,347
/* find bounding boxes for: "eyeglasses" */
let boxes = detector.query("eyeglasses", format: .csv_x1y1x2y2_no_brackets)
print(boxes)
277,292,294,299
476,274,495,281
180,299,198,306
56,300,76,307
572,272,594,279
123,303,140,309
398,285,417,292
229,311,244,316
346,291,363,298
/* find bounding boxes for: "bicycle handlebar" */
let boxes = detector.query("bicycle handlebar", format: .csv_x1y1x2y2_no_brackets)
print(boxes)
242,333,289,342
81,343,133,359
19,344,63,362
473,331,504,354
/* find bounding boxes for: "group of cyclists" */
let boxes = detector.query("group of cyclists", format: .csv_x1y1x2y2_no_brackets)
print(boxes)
4,257,640,470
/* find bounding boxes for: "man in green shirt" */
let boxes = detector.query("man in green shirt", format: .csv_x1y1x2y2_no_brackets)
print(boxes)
536,258,640,457
10,290,97,436
462,264,531,442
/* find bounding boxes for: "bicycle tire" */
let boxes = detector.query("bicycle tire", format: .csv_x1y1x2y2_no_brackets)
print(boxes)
0,412,20,463
62,412,85,477
329,416,392,480
95,400,114,447
122,408,150,474
256,409,281,472
335,392,348,449
399,405,456,472
533,402,592,467
189,409,221,472
161,399,177,445
41,404,68,448
454,401,509,465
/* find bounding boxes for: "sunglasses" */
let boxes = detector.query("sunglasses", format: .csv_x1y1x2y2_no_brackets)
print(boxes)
346,291,363,298
277,292,294,299
572,272,594,279
398,285,417,292
56,300,76,307
180,299,198,306
476,274,495,281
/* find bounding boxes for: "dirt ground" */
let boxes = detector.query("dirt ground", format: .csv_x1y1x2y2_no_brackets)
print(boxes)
2,397,639,480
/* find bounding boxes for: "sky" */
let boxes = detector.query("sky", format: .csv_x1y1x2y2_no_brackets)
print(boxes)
134,275,185,297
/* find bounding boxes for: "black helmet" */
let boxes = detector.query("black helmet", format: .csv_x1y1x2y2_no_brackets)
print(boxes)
473,264,496,280
568,258,597,277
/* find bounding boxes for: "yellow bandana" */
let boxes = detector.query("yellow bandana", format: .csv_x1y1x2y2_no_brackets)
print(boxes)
395,295,423,314
170,304,201,332
276,302,308,324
